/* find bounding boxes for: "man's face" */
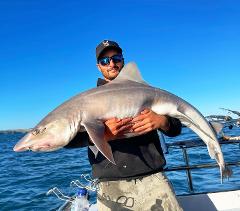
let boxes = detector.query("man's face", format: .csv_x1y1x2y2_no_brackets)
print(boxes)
97,49,124,81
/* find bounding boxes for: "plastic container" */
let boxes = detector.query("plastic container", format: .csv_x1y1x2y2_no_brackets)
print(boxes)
71,188,90,211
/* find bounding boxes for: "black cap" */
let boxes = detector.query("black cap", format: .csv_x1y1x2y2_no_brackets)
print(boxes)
96,40,122,60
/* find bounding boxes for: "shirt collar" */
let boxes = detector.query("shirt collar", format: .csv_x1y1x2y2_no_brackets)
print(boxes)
97,78,108,87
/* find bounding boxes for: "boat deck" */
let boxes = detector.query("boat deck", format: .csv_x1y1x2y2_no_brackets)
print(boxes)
58,138,240,211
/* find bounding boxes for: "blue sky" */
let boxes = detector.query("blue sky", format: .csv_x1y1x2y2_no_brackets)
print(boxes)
0,0,239,130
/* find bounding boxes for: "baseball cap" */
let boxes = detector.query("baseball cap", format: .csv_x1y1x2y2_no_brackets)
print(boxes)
96,40,122,60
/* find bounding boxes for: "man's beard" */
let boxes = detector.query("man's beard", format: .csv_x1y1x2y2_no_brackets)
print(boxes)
107,66,119,73
106,66,120,80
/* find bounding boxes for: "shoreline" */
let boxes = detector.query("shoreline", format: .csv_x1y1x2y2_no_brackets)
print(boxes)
0,129,31,134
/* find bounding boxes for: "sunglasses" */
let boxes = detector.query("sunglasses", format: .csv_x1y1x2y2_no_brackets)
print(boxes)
98,54,123,66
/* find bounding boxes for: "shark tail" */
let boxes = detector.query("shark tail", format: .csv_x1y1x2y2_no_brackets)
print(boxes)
220,165,233,184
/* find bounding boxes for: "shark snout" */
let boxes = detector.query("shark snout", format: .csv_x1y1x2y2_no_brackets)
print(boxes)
14,145,27,152
13,133,34,152
13,130,65,152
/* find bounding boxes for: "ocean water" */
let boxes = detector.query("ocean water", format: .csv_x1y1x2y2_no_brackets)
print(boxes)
0,126,240,210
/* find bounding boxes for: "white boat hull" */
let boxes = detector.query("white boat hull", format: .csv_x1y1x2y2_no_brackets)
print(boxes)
178,190,240,211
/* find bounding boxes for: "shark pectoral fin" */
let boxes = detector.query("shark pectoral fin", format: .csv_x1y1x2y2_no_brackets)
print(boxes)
82,120,115,164
209,121,224,135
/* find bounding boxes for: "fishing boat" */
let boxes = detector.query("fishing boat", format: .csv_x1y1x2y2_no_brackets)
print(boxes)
56,137,240,211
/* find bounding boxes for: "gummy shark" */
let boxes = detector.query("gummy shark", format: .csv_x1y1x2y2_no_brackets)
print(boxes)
14,62,231,181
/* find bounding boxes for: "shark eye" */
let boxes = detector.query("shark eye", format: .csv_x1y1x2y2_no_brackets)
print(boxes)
32,127,46,136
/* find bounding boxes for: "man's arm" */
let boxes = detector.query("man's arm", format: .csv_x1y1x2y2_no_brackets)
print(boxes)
161,115,182,137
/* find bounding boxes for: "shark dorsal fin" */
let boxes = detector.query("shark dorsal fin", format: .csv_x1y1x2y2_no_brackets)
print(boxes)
113,62,147,84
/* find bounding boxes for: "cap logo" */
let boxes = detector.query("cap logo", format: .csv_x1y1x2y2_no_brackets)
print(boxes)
102,40,110,47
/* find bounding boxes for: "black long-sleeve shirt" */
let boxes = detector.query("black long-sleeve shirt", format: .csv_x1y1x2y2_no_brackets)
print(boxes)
65,78,182,181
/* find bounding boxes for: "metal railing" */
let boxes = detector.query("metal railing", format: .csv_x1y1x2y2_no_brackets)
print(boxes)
164,138,240,193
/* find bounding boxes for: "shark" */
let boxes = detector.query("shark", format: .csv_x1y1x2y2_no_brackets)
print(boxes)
13,62,232,181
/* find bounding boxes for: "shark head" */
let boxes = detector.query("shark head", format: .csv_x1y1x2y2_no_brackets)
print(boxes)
13,118,72,152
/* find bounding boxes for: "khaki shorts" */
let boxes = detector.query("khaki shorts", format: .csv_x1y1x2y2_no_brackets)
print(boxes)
97,172,183,211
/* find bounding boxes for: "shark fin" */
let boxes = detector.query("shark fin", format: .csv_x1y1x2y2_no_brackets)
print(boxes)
176,108,215,141
180,116,218,159
206,142,218,159
113,62,148,85
178,113,220,159
175,110,199,130
209,121,224,135
82,120,115,164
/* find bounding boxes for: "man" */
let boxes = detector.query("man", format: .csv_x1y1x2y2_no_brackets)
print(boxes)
67,40,183,210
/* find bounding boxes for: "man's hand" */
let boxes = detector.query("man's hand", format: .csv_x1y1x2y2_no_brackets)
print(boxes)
103,109,170,141
104,117,133,141
131,109,170,135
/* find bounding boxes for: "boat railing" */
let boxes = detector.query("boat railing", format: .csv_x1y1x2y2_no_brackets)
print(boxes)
163,138,240,194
